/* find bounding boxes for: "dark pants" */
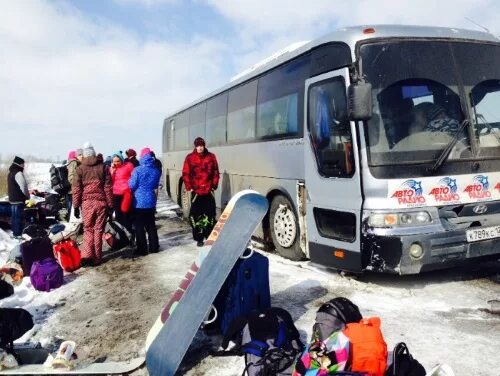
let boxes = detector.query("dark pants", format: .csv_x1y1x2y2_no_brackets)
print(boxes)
113,194,133,233
134,208,159,255
11,203,24,237
66,193,72,221
189,193,216,242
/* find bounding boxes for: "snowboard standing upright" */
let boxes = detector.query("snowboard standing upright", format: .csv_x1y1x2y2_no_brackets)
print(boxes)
146,190,268,376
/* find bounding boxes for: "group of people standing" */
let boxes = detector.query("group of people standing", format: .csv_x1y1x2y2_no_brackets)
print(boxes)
7,135,219,265
70,144,162,265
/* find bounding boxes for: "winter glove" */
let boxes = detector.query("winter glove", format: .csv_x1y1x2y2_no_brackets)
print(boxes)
74,208,80,219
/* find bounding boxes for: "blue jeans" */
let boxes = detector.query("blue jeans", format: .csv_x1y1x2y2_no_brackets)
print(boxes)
11,203,24,237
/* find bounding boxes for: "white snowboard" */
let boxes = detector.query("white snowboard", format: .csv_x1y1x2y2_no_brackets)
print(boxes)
0,357,145,375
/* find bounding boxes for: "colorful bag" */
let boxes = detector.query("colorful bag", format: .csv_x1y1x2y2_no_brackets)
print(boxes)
53,240,81,272
30,258,63,292
343,317,387,376
293,330,351,375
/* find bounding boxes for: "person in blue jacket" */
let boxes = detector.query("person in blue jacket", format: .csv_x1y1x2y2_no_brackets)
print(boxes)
128,149,161,255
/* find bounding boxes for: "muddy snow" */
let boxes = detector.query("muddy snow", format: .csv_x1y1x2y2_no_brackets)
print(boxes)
0,163,499,375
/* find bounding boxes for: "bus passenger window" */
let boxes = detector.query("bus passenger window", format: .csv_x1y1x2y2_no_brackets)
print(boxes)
308,78,354,178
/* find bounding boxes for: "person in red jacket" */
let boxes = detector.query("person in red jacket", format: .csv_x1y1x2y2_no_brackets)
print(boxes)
109,151,134,232
182,137,219,246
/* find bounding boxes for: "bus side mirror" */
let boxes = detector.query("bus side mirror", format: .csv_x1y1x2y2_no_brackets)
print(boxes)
348,81,373,121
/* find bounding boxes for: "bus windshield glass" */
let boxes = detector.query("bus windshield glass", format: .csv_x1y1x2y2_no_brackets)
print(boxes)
360,40,500,166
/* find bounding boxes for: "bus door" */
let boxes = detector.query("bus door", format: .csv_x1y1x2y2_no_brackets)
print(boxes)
304,68,363,271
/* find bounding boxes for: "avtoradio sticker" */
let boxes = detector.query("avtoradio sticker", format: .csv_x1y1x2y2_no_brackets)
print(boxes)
429,177,460,203
464,175,491,199
388,173,500,208
390,179,426,205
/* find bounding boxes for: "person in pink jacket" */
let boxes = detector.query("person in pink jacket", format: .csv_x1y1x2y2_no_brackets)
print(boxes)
109,151,134,232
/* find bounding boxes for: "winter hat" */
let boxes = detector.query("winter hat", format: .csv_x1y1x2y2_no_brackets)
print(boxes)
76,148,83,157
140,147,151,158
13,156,25,165
67,151,77,161
126,148,137,157
83,143,96,158
112,151,124,162
194,137,206,147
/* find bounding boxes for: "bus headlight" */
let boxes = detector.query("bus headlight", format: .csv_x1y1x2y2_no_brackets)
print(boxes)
367,211,431,228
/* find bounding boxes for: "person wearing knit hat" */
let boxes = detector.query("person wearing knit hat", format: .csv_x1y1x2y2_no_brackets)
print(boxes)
125,148,139,168
7,156,29,237
182,137,219,246
83,143,96,158
73,144,113,266
110,151,134,234
140,147,151,158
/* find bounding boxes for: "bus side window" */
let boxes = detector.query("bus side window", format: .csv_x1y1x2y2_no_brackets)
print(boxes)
309,77,354,178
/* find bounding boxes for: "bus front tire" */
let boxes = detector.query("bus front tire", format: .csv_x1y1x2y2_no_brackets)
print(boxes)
269,195,305,261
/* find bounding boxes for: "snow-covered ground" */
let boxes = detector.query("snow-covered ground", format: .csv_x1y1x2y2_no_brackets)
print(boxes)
0,164,499,375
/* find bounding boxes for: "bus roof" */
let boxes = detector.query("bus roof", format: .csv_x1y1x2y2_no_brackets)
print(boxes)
164,24,499,121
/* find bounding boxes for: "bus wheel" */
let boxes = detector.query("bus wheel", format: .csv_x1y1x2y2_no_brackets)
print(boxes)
180,182,191,220
270,195,304,261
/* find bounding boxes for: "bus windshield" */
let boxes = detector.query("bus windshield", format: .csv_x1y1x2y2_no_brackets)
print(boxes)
360,40,500,166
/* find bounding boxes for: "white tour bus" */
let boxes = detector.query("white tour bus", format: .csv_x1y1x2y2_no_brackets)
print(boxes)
162,25,500,274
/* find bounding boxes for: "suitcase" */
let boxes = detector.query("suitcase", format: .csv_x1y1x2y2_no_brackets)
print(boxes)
211,249,271,335
20,237,55,276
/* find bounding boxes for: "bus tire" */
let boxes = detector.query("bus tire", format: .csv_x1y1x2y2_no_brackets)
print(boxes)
180,181,191,220
269,195,305,261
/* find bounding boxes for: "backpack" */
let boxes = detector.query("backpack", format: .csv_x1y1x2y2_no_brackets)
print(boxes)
20,236,55,276
312,297,363,342
0,308,34,354
103,221,131,249
30,258,64,292
293,297,363,376
53,240,81,272
210,249,271,335
22,224,48,240
343,317,387,376
50,165,70,194
221,307,304,376
385,343,426,376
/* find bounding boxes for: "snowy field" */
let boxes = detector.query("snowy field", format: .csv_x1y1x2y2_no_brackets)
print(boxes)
0,163,499,375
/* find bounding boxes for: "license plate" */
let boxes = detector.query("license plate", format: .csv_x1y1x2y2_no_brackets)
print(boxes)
466,226,500,242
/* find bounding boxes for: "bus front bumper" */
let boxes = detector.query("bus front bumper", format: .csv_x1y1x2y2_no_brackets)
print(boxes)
362,230,500,274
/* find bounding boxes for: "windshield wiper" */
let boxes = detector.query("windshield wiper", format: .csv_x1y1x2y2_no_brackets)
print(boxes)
477,113,500,144
428,119,470,173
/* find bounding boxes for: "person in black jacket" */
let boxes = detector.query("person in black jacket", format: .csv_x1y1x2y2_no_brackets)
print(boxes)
7,156,30,237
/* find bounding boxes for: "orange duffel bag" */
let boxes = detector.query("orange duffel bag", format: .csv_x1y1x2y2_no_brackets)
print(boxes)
343,317,387,376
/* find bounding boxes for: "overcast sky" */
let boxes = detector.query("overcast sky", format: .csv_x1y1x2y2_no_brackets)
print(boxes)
1,0,499,160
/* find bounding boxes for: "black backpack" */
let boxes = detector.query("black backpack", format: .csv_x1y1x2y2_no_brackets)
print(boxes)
0,308,34,354
312,297,362,342
50,165,70,194
385,343,426,376
221,307,304,376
